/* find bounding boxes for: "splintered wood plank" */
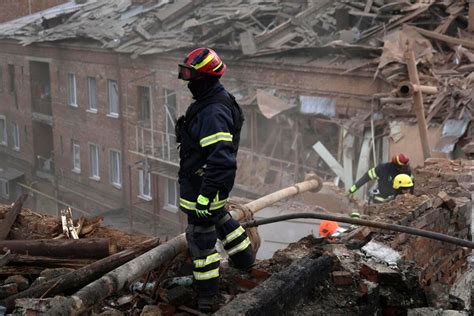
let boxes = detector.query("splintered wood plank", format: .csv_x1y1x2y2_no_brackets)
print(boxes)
0,194,28,240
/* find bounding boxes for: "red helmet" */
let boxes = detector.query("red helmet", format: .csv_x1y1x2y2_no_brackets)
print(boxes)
178,48,226,81
391,153,409,166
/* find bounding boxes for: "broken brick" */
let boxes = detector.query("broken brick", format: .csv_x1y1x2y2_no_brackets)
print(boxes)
331,271,353,286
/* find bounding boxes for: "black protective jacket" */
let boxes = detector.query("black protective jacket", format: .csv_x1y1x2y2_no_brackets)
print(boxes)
177,79,243,213
354,162,412,198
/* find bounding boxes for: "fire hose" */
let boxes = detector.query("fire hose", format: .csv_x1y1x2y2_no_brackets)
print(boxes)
242,212,474,249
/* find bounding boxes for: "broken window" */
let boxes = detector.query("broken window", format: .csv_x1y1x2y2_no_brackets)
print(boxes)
165,178,178,211
0,179,9,199
165,89,177,136
0,116,7,146
107,79,119,117
109,150,122,188
72,140,80,173
7,64,15,93
68,73,77,107
138,169,151,200
12,122,20,151
89,143,100,180
137,86,151,122
87,77,97,112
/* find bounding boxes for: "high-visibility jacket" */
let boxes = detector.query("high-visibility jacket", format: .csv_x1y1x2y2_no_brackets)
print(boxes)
354,162,412,198
177,82,243,213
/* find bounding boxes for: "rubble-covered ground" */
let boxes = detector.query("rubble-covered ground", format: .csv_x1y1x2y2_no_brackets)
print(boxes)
0,158,471,315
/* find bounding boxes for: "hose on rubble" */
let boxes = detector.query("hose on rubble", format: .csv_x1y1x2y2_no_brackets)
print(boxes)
242,212,474,249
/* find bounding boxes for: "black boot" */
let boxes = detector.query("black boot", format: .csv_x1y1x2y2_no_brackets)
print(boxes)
198,296,214,313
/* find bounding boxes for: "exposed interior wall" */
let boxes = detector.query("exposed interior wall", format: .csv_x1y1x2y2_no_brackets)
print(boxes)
389,122,448,167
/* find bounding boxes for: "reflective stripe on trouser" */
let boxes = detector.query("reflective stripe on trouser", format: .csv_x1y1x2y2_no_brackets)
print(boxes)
217,215,254,271
373,195,385,203
185,221,220,297
180,197,227,211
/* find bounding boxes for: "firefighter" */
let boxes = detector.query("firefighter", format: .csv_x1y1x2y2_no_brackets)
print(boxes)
348,153,412,203
176,48,254,312
392,173,414,197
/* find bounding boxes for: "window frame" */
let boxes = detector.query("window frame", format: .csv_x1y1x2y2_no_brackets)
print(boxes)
12,122,20,151
72,140,81,173
109,149,122,188
138,169,152,201
0,116,7,146
0,178,9,199
107,79,119,117
87,76,97,113
67,73,78,107
89,143,100,180
138,85,151,122
164,89,177,136
165,178,178,212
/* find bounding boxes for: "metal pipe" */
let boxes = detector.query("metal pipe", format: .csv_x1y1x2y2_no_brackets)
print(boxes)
242,213,474,249
398,81,438,97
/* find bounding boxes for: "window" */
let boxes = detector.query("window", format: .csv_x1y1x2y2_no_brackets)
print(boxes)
68,73,77,107
12,122,20,151
89,143,100,180
8,64,15,93
107,79,119,117
165,178,178,210
138,169,151,200
0,116,7,146
87,77,97,112
72,140,80,173
0,179,9,199
109,150,122,187
164,89,177,135
138,86,151,122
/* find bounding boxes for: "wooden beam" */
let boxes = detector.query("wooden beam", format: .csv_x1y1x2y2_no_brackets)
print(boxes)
411,26,474,49
364,0,374,13
312,142,345,180
0,238,117,259
342,132,354,191
0,194,28,240
1,238,160,313
405,46,431,160
355,130,373,200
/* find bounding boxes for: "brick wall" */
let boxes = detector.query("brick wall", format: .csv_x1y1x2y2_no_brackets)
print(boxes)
0,0,67,23
366,160,473,298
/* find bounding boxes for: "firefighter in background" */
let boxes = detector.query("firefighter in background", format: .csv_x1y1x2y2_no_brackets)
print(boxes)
176,48,254,312
348,153,412,203
392,173,415,197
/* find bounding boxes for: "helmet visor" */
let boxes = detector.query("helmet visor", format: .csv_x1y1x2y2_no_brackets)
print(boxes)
178,64,200,81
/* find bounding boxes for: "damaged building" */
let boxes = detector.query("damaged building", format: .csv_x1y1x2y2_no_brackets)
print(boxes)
0,0,472,314
0,0,472,236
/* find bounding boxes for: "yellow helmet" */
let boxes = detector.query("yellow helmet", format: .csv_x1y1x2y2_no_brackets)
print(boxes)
392,174,413,189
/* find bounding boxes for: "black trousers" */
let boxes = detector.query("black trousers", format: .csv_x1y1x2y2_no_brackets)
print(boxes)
184,207,254,297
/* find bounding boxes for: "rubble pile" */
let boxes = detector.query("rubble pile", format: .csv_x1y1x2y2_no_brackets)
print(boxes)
0,159,471,314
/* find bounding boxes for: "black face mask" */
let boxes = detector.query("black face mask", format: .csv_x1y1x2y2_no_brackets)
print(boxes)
187,77,220,100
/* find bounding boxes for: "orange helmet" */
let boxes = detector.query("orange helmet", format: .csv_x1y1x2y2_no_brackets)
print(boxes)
178,48,226,81
391,153,409,166
319,220,340,238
